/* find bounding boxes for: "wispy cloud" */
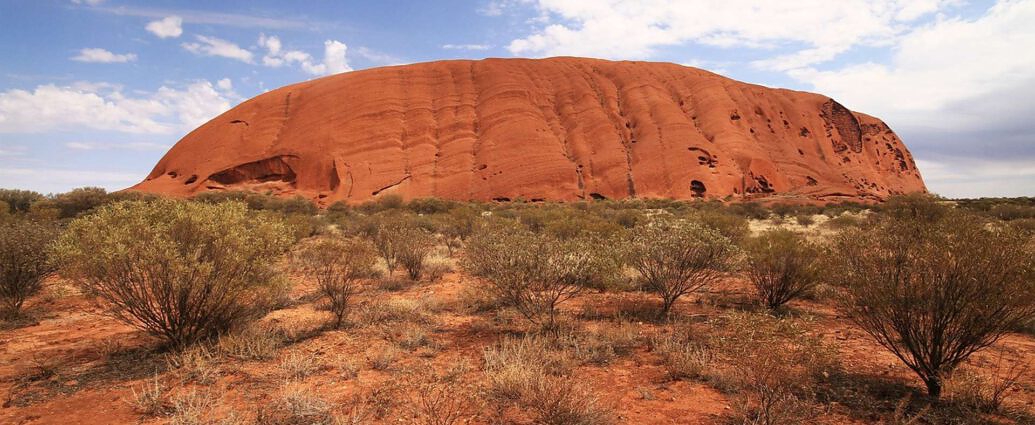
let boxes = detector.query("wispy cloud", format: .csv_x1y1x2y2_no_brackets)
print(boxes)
182,35,254,63
65,141,170,151
91,5,331,31
442,43,492,50
353,46,405,66
71,48,136,63
0,79,240,134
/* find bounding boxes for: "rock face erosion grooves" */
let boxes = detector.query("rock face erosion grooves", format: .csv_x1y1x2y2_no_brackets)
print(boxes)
132,57,926,205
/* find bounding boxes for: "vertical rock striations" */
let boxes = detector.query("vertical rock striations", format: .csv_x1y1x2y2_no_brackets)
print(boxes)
132,57,926,204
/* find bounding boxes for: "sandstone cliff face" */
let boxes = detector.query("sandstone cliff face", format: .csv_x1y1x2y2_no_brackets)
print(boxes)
132,57,926,204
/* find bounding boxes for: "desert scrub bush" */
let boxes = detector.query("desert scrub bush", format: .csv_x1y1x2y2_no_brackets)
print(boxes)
293,237,377,328
627,218,738,318
405,369,479,425
50,186,111,218
370,215,435,279
56,199,292,349
829,211,1035,399
464,224,620,331
0,218,59,318
0,189,44,214
743,229,822,310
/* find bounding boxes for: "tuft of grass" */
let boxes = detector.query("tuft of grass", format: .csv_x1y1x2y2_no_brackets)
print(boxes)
130,375,168,416
279,350,320,380
366,345,399,371
216,325,282,361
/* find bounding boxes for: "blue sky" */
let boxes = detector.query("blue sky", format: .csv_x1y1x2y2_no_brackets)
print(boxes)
1,0,1033,198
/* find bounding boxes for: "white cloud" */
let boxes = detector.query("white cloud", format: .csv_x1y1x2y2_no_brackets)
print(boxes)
442,43,492,50
505,0,955,65
916,158,1035,198
71,48,137,63
788,1,1035,132
182,35,254,63
353,46,405,66
216,78,233,91
145,16,183,38
258,34,352,75
71,0,104,6
0,80,239,134
322,40,351,74
65,141,169,151
0,168,140,194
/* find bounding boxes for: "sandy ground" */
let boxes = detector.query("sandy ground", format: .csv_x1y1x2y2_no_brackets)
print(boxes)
1,255,1033,424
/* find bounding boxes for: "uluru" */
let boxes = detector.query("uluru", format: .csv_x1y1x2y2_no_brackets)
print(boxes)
131,57,926,204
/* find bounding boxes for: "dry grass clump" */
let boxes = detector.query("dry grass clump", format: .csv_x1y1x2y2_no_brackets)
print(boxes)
55,200,292,348
422,255,454,282
255,383,334,425
558,322,642,366
279,350,321,380
945,352,1030,414
481,335,615,424
650,331,713,381
366,344,400,371
130,375,169,416
375,276,415,292
165,345,220,385
216,324,283,361
354,297,435,327
168,389,219,425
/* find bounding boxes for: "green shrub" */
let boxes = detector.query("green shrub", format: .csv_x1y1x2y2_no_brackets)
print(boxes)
0,219,59,318
829,211,1035,398
685,209,750,244
743,229,822,310
464,224,618,331
371,215,436,279
294,237,377,328
627,219,738,317
50,186,110,218
56,200,292,348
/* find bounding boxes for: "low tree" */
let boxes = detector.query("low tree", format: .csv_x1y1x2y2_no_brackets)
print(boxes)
294,237,377,328
464,223,617,331
829,211,1035,398
56,200,292,348
0,189,44,214
371,216,435,279
627,219,738,318
743,229,822,310
50,186,110,218
396,226,436,281
0,219,59,318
